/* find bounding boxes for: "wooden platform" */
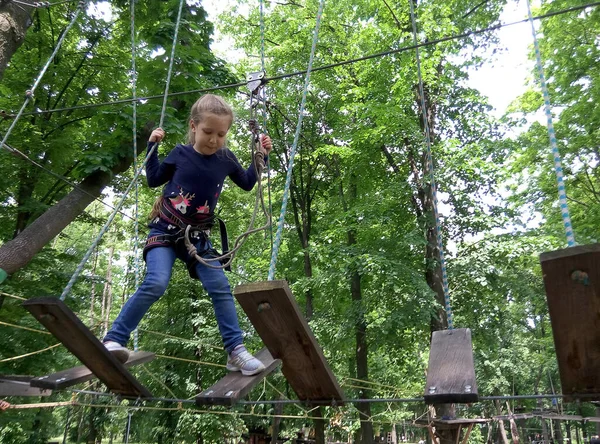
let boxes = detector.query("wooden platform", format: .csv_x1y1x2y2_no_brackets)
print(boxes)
540,243,600,400
0,376,52,397
23,297,152,398
196,348,281,406
30,351,155,390
424,328,479,404
234,280,344,404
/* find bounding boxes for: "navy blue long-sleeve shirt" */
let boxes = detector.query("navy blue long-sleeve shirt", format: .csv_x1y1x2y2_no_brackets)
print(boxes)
146,143,259,225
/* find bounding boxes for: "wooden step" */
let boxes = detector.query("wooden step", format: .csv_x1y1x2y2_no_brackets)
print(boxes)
424,328,479,404
540,243,600,400
234,280,344,405
196,348,281,406
30,351,155,390
23,297,152,398
0,376,52,397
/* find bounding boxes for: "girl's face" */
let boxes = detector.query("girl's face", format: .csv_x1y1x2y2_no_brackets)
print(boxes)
190,113,232,155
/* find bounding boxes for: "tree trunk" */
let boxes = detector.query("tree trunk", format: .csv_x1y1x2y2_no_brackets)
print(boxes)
0,0,35,80
506,401,520,444
0,125,153,275
270,396,284,444
341,175,373,444
496,401,510,444
314,406,325,444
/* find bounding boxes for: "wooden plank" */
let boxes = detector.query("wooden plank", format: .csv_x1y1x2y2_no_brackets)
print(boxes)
196,348,281,406
0,377,52,397
22,297,152,398
234,280,344,404
540,243,600,400
424,328,479,404
30,351,155,390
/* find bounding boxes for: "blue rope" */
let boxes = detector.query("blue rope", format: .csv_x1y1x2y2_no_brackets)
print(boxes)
60,0,186,301
526,0,576,247
131,0,140,352
409,0,453,329
0,2,83,152
267,0,325,281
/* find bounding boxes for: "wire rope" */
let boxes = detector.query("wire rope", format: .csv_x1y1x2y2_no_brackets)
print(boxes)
267,0,325,280
0,1,84,151
408,0,453,328
8,2,597,119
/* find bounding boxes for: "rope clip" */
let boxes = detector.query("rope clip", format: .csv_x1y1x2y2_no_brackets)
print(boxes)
246,71,266,95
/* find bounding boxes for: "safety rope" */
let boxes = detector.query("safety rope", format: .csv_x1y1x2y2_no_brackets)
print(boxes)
526,0,576,247
408,0,453,329
59,0,185,301
0,343,61,363
267,0,325,280
130,0,141,352
259,0,274,255
0,0,84,152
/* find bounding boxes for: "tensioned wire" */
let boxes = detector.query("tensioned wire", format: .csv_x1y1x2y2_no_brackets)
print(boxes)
267,0,325,280
59,0,186,301
408,0,453,329
130,0,141,352
259,0,275,255
0,1,84,152
7,1,599,119
526,0,576,247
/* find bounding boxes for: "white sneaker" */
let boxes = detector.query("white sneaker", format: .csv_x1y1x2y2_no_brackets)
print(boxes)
226,345,266,376
103,341,130,364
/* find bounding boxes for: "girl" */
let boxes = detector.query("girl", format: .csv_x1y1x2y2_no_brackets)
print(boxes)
103,94,272,376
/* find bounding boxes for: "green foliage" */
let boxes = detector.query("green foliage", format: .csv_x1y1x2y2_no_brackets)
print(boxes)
1,0,600,441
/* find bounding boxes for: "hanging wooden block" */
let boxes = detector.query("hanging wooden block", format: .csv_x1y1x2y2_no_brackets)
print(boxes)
540,243,600,400
196,348,281,406
30,351,155,391
234,280,344,404
424,328,478,404
23,297,152,398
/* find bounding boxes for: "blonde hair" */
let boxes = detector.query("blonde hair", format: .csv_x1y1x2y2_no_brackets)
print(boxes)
187,94,234,145
148,196,163,220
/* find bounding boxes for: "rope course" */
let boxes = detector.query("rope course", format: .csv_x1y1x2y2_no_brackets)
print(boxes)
4,2,597,119
3,0,600,430
408,0,453,329
526,0,576,247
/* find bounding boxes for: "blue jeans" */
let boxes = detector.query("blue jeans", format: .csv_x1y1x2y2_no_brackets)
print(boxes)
104,231,244,353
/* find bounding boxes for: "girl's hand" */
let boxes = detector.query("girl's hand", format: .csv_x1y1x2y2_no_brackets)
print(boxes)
149,128,165,143
259,134,272,155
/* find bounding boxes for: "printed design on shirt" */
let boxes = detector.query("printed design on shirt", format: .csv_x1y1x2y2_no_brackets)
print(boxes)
169,187,195,215
196,200,211,214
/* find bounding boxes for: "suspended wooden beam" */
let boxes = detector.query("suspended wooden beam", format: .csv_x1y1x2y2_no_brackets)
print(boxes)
23,297,151,398
424,328,479,404
234,280,344,404
0,376,52,397
30,351,154,391
196,348,281,406
540,243,600,400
